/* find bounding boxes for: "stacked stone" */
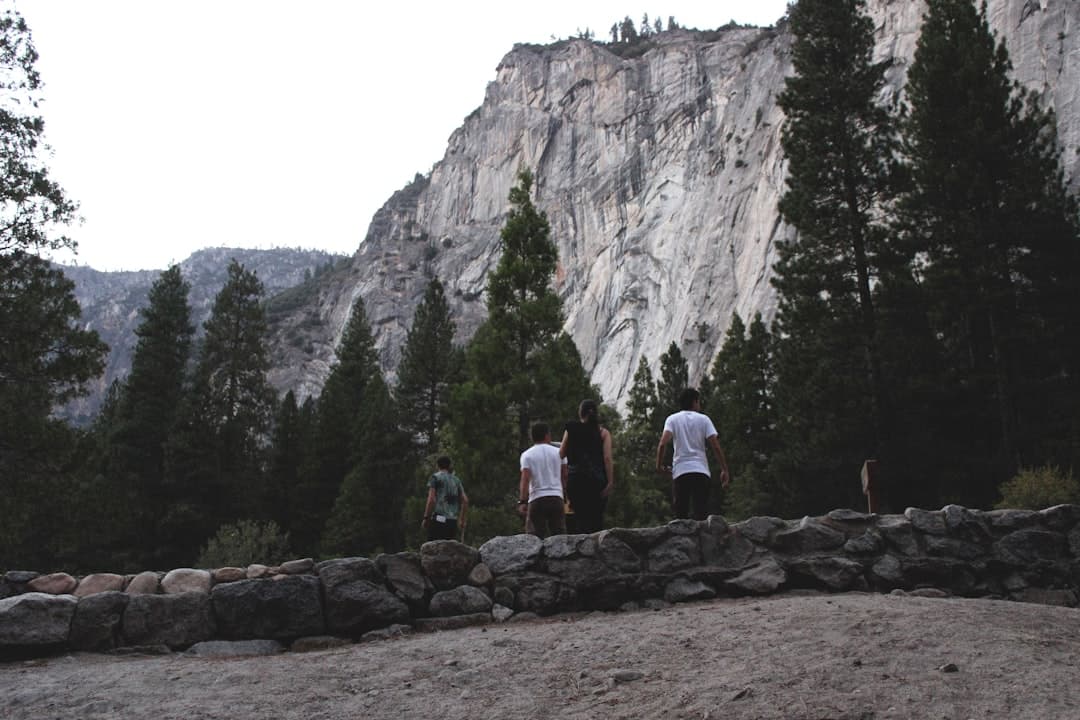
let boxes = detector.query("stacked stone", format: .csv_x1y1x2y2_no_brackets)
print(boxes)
2,504,1079,659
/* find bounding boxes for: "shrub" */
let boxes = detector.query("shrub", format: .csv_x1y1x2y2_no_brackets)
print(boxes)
995,466,1080,510
197,519,292,568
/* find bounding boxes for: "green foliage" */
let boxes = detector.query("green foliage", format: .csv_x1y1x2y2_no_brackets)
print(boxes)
655,342,689,420
196,520,292,569
995,467,1080,511
396,277,459,454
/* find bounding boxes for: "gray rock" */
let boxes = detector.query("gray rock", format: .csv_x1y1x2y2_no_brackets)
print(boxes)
611,669,645,683
543,534,592,560
1011,587,1078,607
902,558,976,595
907,588,950,598
211,576,324,640
545,557,613,587
641,598,673,611
924,535,987,561
844,530,883,555
125,571,161,595
492,604,514,622
1070,527,1080,558
421,541,481,589
413,613,492,632
467,563,493,587
278,558,315,575
869,555,905,587
429,585,493,617
507,611,540,623
4,571,39,585
319,561,410,636
733,517,786,545
1039,504,1080,531
122,592,214,649
663,578,716,603
185,639,284,657
666,519,701,535
377,553,430,605
27,572,77,595
74,573,125,597
701,530,755,570
211,567,246,584
905,508,946,535
0,579,13,600
493,586,515,608
496,572,576,616
600,526,669,552
983,509,1039,531
772,517,846,554
827,509,873,523
596,533,641,573
647,535,701,573
478,535,541,576
878,516,920,555
725,558,786,595
784,557,864,591
290,635,352,652
995,529,1069,566
705,515,730,535
161,568,211,595
0,593,77,647
70,591,129,651
360,624,412,642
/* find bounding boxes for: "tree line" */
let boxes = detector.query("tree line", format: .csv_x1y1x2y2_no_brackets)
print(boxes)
3,0,1079,572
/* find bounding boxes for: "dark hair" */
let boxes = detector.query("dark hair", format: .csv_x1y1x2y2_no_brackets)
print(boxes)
436,456,452,470
679,388,700,411
578,399,600,426
531,422,550,442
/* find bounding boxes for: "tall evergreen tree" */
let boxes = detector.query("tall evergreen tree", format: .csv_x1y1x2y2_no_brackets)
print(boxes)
395,277,458,454
898,0,1080,503
655,341,689,420
266,390,309,535
293,296,382,555
162,260,274,563
772,0,903,511
610,356,668,528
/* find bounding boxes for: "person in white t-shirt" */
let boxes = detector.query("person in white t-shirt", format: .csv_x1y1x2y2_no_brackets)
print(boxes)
656,388,731,520
518,422,568,538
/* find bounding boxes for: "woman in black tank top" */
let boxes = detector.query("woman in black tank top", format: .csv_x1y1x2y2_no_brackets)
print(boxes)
559,399,614,533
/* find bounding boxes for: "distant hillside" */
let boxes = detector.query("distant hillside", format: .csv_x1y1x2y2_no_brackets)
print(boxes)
61,247,348,425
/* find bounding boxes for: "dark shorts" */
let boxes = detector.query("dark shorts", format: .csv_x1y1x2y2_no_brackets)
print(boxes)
672,472,710,521
427,517,458,541
526,495,566,539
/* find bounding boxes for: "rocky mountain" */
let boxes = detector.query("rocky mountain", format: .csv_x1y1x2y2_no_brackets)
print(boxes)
277,0,1080,408
62,247,346,424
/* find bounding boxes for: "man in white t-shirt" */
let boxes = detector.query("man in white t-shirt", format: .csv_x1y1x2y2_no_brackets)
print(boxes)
656,388,731,520
518,422,568,538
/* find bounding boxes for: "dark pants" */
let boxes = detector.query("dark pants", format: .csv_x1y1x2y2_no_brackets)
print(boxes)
526,496,566,539
427,517,458,541
567,467,607,534
672,472,710,521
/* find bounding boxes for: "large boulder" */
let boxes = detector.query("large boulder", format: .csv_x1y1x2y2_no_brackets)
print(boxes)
877,516,920,556
596,533,642,573
477,535,541,576
429,586,493,617
724,558,786,595
161,568,212,595
70,591,129,651
495,572,577,615
125,571,161,595
27,572,77,595
376,552,431,606
74,573,125,597
318,558,409,636
0,593,77,647
647,535,701,573
122,592,214,649
420,541,481,589
211,576,323,640
732,516,786,545
664,578,716,603
994,529,1069,566
783,557,865,591
772,517,846,554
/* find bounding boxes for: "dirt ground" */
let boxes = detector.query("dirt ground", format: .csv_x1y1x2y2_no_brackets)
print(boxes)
2,592,1079,720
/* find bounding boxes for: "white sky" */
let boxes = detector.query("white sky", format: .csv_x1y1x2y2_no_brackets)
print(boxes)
16,0,790,271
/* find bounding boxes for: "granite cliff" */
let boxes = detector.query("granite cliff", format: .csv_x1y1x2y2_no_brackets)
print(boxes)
265,0,1079,407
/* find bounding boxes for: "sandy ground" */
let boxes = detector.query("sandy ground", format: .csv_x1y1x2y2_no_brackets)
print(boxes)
2,592,1079,720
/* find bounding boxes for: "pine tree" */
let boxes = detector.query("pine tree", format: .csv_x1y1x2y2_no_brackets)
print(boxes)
655,341,689,420
395,277,458,455
162,260,274,563
772,0,903,511
610,356,668,528
898,0,1080,503
266,390,308,535
293,296,381,555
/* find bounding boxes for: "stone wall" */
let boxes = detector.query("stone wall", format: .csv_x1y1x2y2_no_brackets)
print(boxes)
2,505,1078,658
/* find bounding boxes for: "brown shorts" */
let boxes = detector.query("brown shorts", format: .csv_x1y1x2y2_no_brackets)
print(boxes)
526,496,566,539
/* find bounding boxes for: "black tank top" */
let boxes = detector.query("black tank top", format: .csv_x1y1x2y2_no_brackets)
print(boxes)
564,420,606,484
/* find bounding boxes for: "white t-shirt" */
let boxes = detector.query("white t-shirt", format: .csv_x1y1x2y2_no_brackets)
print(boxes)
520,443,565,502
663,410,718,478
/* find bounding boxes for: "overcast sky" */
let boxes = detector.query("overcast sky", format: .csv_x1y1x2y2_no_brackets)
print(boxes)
17,0,790,272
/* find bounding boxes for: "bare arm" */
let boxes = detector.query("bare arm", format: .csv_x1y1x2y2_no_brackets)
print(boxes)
422,487,436,528
561,461,568,497
559,430,569,459
708,435,731,487
601,427,615,497
459,490,469,542
656,430,673,473
518,468,531,517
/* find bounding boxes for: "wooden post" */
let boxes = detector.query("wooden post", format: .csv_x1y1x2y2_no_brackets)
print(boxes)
861,459,879,514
